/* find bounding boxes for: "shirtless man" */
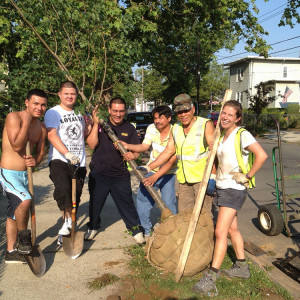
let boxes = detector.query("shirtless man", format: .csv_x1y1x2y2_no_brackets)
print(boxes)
0,89,47,263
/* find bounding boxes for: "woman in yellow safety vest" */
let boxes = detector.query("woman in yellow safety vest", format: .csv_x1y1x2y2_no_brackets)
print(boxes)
192,100,268,296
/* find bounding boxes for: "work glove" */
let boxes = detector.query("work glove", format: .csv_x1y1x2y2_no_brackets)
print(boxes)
65,152,80,165
229,171,249,188
206,178,216,196
136,165,151,174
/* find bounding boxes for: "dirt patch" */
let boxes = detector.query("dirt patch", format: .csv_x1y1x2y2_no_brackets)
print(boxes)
104,260,125,267
114,277,178,300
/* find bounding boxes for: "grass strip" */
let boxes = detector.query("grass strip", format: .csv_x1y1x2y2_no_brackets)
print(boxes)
124,244,293,299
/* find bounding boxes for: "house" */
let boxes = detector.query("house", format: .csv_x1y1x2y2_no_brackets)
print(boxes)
225,56,300,108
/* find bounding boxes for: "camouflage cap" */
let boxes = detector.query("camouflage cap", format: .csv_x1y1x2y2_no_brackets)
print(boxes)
173,94,193,112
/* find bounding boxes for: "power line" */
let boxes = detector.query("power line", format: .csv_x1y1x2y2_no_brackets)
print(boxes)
259,9,285,23
257,2,287,19
217,36,300,61
269,45,300,55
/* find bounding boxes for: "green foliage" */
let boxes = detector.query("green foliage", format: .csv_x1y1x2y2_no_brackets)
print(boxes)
246,81,277,117
192,60,229,104
278,0,300,27
1,0,146,109
126,0,269,97
135,67,170,105
1,0,297,110
288,115,300,128
286,103,300,114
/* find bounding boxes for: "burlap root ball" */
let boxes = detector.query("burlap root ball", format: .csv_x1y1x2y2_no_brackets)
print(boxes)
147,210,214,276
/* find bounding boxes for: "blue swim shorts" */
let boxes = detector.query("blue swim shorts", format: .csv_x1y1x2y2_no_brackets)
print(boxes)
0,168,32,219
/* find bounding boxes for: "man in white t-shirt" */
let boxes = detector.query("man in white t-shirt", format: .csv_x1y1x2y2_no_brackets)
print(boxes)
44,81,91,245
120,105,177,237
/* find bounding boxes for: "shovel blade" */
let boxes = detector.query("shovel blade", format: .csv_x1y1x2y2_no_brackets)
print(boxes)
63,231,84,259
24,244,46,277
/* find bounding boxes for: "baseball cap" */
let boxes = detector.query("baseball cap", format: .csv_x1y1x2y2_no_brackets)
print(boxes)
173,94,193,112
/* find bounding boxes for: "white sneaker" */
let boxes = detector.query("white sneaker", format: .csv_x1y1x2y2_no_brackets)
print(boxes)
84,229,98,240
57,235,63,246
145,234,151,242
58,222,71,235
133,232,146,244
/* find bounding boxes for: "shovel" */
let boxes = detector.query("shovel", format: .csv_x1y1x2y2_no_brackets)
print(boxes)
24,141,46,277
62,166,84,259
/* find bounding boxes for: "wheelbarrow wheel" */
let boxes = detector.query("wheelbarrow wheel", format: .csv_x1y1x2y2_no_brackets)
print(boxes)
258,204,284,236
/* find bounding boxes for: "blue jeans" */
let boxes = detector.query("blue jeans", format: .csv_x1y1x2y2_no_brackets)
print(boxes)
136,172,177,235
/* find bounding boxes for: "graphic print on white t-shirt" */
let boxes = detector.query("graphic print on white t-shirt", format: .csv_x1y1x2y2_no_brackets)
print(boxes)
44,105,86,166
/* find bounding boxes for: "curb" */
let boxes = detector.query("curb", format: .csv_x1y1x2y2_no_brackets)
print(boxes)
246,252,300,299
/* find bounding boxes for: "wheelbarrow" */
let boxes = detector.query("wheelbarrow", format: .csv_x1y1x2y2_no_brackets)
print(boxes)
257,118,300,237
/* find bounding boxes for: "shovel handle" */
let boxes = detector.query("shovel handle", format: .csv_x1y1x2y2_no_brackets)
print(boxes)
71,177,76,243
99,119,172,218
26,141,36,246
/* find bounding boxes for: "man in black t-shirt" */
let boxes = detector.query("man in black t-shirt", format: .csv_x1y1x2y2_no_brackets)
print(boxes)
85,97,145,243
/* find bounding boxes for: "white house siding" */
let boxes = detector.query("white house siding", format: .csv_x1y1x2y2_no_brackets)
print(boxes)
226,57,300,108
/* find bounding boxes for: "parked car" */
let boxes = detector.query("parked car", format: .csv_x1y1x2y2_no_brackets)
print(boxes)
207,112,219,126
127,112,153,141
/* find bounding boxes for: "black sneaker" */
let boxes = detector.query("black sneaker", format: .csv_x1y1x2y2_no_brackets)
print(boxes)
5,250,27,264
14,229,32,255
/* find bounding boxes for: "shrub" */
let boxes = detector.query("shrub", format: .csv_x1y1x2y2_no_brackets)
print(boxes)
287,115,300,128
286,104,300,114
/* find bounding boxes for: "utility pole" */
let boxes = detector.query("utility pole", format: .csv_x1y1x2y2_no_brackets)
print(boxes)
141,66,144,111
196,40,201,115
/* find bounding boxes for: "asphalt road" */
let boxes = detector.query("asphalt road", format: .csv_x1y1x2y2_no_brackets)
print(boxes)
237,135,300,298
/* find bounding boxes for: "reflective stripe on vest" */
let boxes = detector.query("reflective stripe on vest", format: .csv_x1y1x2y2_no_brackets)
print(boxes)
172,117,209,183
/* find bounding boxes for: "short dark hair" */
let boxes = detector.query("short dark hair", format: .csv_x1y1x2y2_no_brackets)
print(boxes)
109,97,126,108
59,81,78,93
152,105,172,119
27,89,48,101
223,100,243,126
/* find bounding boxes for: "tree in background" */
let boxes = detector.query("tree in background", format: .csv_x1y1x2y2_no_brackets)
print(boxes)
135,68,169,107
245,81,277,117
0,0,151,111
191,60,229,105
126,0,269,100
0,0,299,112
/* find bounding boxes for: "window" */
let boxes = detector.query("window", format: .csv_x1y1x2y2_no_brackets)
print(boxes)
236,92,242,103
283,66,287,78
236,68,244,82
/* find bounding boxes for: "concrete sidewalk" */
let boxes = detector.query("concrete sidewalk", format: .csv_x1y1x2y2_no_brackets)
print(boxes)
262,128,300,144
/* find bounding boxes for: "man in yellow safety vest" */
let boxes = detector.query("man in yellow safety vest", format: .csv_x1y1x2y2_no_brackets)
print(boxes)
142,94,216,214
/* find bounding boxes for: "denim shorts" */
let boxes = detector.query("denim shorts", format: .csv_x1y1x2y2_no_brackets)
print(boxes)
215,188,247,211
0,168,32,219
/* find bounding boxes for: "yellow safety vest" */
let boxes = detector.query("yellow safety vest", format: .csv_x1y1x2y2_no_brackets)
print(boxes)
220,128,255,188
172,117,209,184
235,128,255,188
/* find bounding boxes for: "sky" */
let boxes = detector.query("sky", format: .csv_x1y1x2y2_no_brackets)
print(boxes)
215,0,300,65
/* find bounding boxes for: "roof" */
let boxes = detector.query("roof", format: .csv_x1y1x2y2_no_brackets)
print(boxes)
224,56,300,67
